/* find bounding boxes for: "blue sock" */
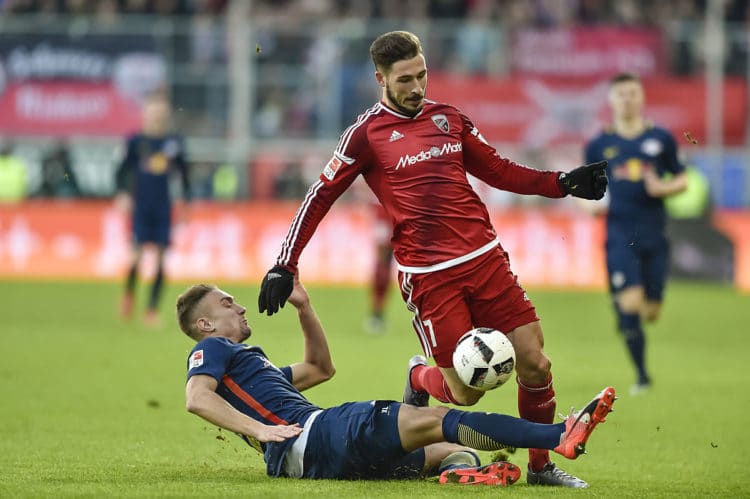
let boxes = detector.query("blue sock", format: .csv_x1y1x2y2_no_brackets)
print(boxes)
619,311,649,384
441,409,565,451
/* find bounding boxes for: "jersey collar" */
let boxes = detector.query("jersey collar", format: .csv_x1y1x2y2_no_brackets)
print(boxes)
378,101,426,120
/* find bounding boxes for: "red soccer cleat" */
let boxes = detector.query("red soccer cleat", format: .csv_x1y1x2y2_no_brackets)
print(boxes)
554,386,616,459
439,461,521,487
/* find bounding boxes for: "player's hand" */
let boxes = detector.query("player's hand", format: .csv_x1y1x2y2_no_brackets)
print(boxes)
558,161,608,200
253,423,303,443
258,265,295,316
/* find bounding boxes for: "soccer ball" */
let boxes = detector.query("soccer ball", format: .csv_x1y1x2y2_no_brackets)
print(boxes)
452,327,516,391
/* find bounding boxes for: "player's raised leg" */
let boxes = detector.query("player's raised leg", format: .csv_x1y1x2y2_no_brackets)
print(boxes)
399,270,484,406
396,386,616,488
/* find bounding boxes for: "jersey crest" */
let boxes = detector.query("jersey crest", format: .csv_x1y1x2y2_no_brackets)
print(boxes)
431,114,450,134
641,138,663,156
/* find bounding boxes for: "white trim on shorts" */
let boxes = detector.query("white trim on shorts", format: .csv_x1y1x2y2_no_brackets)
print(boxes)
395,238,499,274
281,410,323,479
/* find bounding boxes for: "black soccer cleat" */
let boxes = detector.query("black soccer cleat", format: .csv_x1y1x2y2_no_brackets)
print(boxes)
403,355,429,407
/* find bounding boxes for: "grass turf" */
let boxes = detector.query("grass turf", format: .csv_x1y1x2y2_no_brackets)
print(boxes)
0,279,747,498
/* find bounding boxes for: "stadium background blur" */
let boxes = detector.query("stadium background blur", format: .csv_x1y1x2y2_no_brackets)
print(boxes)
2,3,750,497
0,0,748,289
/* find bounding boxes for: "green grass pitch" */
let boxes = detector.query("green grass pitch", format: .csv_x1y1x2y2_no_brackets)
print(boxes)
1,279,748,498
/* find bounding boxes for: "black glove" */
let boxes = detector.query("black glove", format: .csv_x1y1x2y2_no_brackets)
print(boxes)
558,160,608,200
258,265,294,316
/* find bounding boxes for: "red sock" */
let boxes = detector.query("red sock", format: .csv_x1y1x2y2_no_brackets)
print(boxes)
371,253,391,314
517,374,556,472
410,365,460,405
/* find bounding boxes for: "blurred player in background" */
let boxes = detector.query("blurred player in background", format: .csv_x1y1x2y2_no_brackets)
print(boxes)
366,203,394,334
115,90,191,327
178,277,616,485
584,73,687,395
258,30,608,487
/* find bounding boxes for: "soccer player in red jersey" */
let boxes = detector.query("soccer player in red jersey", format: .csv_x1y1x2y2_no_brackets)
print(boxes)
258,31,607,487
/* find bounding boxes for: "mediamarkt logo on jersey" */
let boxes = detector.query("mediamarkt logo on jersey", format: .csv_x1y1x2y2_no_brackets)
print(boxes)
395,141,462,170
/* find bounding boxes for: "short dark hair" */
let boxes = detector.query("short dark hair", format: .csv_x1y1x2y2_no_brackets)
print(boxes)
176,284,216,339
370,31,423,73
609,72,641,86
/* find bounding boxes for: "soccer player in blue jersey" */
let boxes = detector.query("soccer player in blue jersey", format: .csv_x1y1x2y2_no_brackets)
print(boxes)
584,73,688,395
177,276,616,486
115,90,191,326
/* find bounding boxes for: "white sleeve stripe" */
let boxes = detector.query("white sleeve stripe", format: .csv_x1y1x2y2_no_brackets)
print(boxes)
336,103,380,157
400,272,431,357
277,180,324,266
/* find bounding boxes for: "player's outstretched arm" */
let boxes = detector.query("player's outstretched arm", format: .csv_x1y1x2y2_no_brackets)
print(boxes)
285,275,336,391
258,265,295,316
186,374,302,442
558,161,608,200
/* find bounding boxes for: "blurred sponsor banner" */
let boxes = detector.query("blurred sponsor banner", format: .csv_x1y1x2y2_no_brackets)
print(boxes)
3,201,746,290
427,75,747,146
511,27,665,77
713,212,750,291
0,201,607,288
0,82,143,136
0,33,166,136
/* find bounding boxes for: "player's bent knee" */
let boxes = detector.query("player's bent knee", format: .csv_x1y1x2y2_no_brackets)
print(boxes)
617,287,645,314
516,354,551,383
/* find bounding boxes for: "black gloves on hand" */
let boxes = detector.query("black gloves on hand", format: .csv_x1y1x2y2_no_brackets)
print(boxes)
258,265,295,316
558,160,608,200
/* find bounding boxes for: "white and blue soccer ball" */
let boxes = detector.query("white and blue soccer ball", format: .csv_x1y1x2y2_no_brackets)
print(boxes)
452,327,516,391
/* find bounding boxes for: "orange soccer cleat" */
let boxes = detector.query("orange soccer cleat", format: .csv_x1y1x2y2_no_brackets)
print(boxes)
554,386,616,459
439,461,521,487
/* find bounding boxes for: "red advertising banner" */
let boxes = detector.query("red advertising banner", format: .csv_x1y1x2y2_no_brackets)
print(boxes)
2,201,749,291
0,82,142,136
511,27,666,77
0,201,608,288
427,74,747,146
0,33,165,136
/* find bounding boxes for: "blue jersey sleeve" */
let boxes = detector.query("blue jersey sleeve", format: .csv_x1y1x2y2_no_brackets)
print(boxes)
115,136,138,192
175,135,192,202
279,366,293,383
186,337,234,382
660,131,685,175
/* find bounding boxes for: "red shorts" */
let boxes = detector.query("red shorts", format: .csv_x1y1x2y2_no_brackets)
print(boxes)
397,246,539,367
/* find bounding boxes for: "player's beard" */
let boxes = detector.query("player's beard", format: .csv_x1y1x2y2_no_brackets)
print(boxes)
385,85,423,118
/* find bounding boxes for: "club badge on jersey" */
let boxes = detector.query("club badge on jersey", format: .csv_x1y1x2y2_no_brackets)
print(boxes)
432,114,450,134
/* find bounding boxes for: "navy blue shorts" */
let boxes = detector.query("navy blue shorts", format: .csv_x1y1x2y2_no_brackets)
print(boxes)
301,401,425,480
606,235,669,301
132,207,171,246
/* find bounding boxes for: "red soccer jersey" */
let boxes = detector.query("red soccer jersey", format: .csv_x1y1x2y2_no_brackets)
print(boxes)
277,100,565,273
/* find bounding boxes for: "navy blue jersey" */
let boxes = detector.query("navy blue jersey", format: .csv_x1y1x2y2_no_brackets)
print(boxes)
186,337,321,474
585,125,685,239
116,133,190,211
